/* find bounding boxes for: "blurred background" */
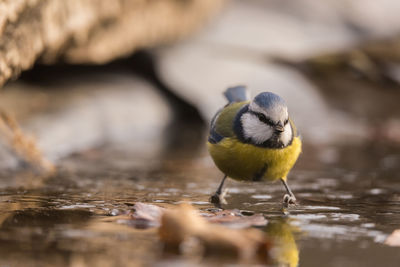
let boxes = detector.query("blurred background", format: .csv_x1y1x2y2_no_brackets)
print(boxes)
0,0,400,266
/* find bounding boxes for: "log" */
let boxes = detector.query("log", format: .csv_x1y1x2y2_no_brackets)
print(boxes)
0,0,226,87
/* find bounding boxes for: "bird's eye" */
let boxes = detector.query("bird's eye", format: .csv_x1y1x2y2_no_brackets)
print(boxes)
257,113,267,122
257,113,274,125
284,119,289,125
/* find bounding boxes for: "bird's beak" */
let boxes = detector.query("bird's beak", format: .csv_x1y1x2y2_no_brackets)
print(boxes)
275,123,284,133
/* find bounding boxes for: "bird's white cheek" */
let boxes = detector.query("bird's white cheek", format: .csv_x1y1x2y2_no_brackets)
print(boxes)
280,123,293,146
241,114,273,144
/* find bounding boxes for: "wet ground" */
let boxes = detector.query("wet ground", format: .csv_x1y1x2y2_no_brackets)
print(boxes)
0,139,399,267
1,48,400,266
2,1,400,266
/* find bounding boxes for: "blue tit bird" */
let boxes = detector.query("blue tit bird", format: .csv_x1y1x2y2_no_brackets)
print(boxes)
207,86,301,206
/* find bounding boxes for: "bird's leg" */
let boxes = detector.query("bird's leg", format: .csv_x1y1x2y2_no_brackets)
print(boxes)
280,178,296,207
210,175,228,206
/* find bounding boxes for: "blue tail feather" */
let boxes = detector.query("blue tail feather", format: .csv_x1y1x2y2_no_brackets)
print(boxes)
224,85,250,103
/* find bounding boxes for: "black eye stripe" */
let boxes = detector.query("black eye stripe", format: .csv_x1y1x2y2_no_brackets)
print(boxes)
249,111,274,126
248,111,290,127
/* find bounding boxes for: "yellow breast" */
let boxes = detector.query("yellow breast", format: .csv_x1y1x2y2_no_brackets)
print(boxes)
207,137,301,181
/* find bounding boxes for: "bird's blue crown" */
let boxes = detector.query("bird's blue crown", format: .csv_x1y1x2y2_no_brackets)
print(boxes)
253,92,286,109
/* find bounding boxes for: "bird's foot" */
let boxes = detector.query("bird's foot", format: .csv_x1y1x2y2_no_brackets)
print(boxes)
209,189,228,206
283,194,297,208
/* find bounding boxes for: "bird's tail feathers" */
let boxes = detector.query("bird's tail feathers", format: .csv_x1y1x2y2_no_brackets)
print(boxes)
224,85,250,103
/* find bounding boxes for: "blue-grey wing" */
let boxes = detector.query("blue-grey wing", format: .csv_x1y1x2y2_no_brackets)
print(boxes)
208,108,224,144
209,85,250,144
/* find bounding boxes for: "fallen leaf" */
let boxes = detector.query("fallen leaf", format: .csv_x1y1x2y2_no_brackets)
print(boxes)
108,203,298,265
158,204,271,263
124,203,268,230
127,203,165,229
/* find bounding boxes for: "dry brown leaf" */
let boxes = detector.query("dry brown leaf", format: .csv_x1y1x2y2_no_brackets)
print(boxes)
124,203,268,230
385,229,400,247
110,203,298,265
104,203,165,229
128,203,165,229
158,204,271,263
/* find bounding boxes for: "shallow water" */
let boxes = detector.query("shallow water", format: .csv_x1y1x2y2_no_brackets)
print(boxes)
0,140,399,267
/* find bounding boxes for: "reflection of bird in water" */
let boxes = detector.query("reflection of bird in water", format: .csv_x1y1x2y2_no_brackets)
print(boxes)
265,218,299,267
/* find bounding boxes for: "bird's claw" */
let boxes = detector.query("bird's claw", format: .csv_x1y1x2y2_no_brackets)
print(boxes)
209,189,228,206
283,194,296,207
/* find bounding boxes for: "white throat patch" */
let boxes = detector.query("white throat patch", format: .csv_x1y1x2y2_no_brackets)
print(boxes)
280,122,293,146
